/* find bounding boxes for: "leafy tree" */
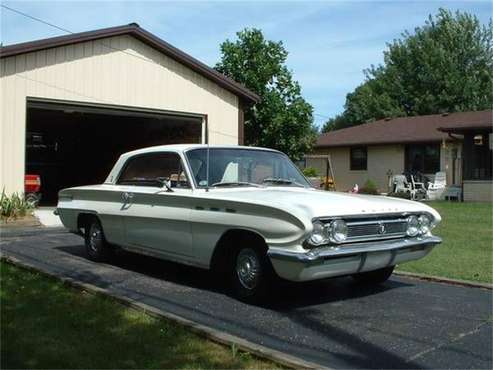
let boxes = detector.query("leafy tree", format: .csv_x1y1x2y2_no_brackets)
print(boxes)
321,114,348,133
215,28,316,160
323,8,493,132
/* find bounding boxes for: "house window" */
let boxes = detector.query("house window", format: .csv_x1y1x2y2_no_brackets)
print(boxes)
464,132,492,180
405,144,440,174
350,147,367,171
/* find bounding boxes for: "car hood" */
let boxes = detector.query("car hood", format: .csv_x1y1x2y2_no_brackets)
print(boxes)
202,187,441,222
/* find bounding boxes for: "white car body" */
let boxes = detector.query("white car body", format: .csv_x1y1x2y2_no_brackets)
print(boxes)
56,144,442,282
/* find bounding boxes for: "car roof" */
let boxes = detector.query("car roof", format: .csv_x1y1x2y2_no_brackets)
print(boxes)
122,144,281,157
105,144,286,185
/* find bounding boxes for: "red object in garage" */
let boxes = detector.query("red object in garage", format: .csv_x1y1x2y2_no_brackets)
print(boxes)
25,174,41,193
24,174,42,206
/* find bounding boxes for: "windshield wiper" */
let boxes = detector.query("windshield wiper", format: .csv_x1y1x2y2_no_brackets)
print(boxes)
262,178,305,187
210,181,261,188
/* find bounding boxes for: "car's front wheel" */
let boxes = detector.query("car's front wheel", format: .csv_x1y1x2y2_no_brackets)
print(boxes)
231,246,273,303
352,266,395,284
84,218,112,262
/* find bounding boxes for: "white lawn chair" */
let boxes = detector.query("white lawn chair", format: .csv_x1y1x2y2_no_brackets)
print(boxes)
392,175,415,199
427,171,447,200
428,172,446,190
410,175,427,200
411,176,425,191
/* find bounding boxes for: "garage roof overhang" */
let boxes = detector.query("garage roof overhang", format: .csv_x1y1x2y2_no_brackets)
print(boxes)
0,23,260,105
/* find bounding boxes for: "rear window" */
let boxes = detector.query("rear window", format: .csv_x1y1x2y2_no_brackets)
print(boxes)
117,152,189,188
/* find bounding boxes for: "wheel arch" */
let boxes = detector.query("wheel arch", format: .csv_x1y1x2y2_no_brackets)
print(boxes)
77,212,99,232
209,228,267,273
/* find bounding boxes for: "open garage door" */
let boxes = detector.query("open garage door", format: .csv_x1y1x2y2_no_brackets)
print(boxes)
26,99,204,205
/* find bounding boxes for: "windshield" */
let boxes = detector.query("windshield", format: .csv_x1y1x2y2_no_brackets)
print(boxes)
185,148,311,188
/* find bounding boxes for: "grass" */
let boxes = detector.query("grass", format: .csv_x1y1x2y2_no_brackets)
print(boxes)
397,201,493,284
0,261,281,369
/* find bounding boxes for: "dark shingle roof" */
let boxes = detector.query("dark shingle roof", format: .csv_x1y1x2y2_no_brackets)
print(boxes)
316,110,493,148
0,23,260,104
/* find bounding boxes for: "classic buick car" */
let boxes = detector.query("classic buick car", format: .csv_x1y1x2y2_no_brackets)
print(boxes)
56,144,442,302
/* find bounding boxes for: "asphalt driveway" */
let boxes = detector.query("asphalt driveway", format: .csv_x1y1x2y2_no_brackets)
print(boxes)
1,228,491,369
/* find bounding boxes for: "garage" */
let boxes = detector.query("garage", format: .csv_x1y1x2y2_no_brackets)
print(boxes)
0,23,259,201
26,99,204,204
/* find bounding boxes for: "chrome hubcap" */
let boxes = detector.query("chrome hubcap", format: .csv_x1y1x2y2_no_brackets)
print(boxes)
236,248,260,290
89,223,102,252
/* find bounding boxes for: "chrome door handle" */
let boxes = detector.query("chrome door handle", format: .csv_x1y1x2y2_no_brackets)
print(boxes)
122,192,134,202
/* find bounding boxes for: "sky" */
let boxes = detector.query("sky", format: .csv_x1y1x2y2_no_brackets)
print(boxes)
1,0,491,127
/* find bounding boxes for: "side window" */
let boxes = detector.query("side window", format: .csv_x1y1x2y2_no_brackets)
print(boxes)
117,152,190,188
350,147,367,171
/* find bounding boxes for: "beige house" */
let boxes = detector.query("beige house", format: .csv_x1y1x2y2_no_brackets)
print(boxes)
0,24,259,204
307,111,492,201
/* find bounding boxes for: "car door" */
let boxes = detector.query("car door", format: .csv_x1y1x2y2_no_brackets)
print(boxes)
116,151,193,258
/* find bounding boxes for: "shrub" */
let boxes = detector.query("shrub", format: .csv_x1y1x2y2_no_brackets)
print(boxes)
302,167,319,177
0,190,34,222
387,191,412,200
358,179,379,195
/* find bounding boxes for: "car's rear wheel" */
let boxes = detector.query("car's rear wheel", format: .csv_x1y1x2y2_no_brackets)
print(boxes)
231,246,273,303
84,218,112,262
352,266,395,284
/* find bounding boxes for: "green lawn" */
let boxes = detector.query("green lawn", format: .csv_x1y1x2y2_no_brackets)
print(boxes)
397,201,493,284
0,261,280,369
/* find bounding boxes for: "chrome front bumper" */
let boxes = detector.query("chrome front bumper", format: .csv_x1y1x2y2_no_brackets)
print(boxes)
267,236,442,282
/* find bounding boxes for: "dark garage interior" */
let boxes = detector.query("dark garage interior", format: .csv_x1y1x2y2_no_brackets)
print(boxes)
26,100,203,205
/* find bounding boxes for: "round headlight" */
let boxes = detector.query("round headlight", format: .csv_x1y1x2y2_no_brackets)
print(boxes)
308,221,327,246
328,219,348,243
418,214,431,235
406,215,420,237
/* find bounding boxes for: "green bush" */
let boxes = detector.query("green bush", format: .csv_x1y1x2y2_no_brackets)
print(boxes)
0,190,34,221
387,191,411,199
358,179,379,195
303,167,319,177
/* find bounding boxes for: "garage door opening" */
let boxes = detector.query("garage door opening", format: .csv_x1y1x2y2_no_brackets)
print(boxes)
26,99,203,205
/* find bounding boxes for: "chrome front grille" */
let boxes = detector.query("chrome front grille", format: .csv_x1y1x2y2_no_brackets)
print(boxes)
323,216,408,243
347,221,407,238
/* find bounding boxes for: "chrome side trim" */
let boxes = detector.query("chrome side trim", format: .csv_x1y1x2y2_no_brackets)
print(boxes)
120,244,208,270
267,236,442,266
